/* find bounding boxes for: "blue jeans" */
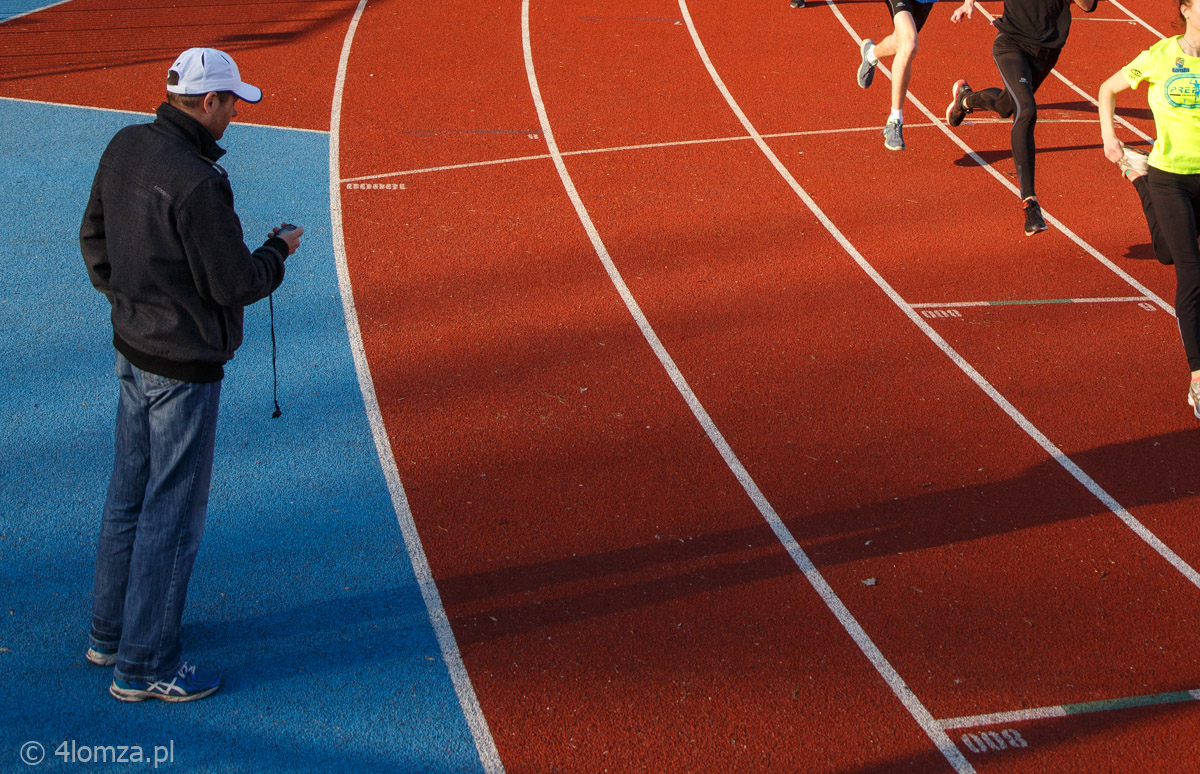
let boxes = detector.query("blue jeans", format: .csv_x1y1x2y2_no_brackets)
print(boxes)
89,352,221,682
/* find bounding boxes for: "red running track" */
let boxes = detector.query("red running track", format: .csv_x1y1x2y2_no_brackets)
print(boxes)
345,0,1200,770
11,0,1200,770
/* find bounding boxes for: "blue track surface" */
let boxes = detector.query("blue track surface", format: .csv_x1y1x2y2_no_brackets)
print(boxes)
0,98,483,773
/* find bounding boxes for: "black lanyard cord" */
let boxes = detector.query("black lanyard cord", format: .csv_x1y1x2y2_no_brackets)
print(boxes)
269,293,282,418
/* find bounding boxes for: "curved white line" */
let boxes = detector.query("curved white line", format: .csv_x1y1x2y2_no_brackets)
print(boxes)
683,0,1200,642
522,1,974,771
1109,0,1169,39
824,0,1174,316
328,3,503,772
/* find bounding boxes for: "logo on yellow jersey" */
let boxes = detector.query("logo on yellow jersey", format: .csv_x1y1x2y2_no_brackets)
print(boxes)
1166,74,1200,108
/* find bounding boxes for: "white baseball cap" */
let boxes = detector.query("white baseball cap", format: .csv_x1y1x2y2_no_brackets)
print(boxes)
166,47,262,104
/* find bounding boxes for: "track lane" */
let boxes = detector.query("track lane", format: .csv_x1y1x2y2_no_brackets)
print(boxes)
339,0,949,770
0,0,355,129
568,0,1200,767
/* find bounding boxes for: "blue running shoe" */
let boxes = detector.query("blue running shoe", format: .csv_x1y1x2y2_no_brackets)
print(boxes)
110,661,220,703
86,645,117,667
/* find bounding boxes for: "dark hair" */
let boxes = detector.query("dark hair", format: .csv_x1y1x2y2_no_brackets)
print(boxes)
166,70,234,109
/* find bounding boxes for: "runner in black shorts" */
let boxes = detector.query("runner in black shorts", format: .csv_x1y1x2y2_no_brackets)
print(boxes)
856,0,939,151
944,0,1097,235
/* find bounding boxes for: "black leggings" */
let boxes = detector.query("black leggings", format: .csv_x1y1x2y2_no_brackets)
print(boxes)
1145,167,1200,371
964,34,1061,201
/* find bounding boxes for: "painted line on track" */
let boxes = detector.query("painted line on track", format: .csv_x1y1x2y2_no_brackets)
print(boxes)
813,0,1200,581
526,0,975,767
681,0,1200,765
939,687,1200,730
821,0,1174,317
910,295,1153,308
0,96,330,135
971,3,1153,145
338,119,1101,184
676,2,975,769
327,3,502,772
0,0,70,23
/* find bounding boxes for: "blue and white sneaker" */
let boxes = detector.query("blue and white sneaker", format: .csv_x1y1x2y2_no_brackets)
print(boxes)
110,661,220,703
1188,382,1200,420
86,645,117,667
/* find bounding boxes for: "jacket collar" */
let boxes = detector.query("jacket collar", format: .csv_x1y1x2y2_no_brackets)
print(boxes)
154,102,227,163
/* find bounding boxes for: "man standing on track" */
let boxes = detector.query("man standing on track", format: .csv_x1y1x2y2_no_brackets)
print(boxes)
944,0,1097,235
80,47,303,702
856,0,942,151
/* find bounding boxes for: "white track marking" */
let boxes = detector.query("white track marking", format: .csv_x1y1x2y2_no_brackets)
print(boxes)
910,295,1151,308
328,3,503,772
822,1,1175,317
1109,0,1169,38
971,4,1153,143
0,95,327,134
941,706,1068,729
337,119,1101,184
1,0,70,22
682,0,1200,752
524,0,975,771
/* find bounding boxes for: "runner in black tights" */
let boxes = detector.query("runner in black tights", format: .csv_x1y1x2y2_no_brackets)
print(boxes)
944,0,1098,235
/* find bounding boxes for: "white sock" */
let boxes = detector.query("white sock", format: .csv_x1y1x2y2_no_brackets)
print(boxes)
889,109,903,124
866,44,879,65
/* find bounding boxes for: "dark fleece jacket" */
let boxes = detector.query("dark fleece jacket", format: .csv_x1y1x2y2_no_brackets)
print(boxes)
80,102,287,382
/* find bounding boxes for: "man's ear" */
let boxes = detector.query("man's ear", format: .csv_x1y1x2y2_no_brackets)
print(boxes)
202,91,221,115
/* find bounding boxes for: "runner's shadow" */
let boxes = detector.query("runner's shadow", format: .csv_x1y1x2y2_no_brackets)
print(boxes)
437,427,1200,646
954,142,1104,166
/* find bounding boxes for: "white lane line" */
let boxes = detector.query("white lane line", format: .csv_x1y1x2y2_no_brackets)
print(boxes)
972,4,1153,144
822,0,1175,317
337,119,1104,184
1109,0,1169,38
523,0,974,767
0,0,70,23
0,96,329,134
939,687,1200,730
327,3,503,773
909,295,1152,308
820,0,1200,598
676,3,978,770
683,0,1200,755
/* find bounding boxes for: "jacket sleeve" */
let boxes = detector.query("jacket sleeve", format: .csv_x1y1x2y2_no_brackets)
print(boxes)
176,174,287,308
80,169,111,295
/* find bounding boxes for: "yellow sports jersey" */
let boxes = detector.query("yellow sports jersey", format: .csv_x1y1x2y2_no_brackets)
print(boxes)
1124,37,1200,175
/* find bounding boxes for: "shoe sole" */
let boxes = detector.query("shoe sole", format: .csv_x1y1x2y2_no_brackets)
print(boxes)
1025,223,1048,236
884,141,905,151
858,39,874,89
946,80,968,126
110,683,219,703
86,649,117,667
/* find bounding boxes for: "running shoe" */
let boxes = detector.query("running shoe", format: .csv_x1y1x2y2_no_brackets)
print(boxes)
858,39,876,89
86,645,117,667
110,661,220,703
883,120,905,151
1188,381,1200,420
1023,198,1047,236
946,79,972,127
791,0,805,7
1118,145,1149,180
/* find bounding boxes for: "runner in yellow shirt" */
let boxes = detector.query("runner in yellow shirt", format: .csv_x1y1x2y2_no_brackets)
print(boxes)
1099,4,1200,418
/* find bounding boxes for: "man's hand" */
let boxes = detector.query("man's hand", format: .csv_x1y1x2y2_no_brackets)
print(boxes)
270,223,304,256
951,0,975,22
